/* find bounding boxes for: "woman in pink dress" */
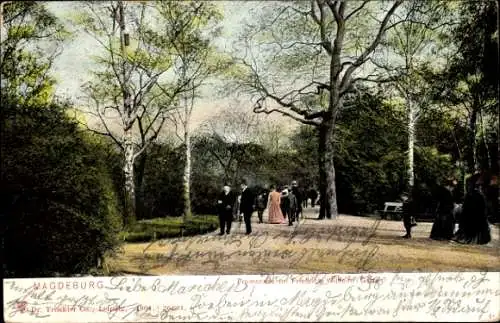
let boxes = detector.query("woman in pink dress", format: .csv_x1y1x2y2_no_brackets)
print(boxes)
267,185,286,224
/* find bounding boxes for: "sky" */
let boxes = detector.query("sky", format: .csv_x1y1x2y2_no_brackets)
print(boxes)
45,1,283,133
42,1,433,138
46,1,249,95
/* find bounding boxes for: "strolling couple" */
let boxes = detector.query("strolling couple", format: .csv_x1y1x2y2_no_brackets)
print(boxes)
267,181,303,225
217,181,254,236
428,176,490,244
402,176,491,245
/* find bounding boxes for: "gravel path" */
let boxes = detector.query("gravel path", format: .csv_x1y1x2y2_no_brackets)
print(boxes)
107,207,500,275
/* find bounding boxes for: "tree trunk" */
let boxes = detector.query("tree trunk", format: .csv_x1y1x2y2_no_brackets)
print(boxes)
123,128,136,226
407,99,416,190
134,154,147,219
183,129,192,222
318,121,338,220
467,107,478,174
478,108,492,170
118,0,135,226
317,38,342,220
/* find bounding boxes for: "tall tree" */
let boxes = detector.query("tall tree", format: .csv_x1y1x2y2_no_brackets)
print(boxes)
154,1,226,221
73,1,211,224
1,1,67,105
432,0,498,176
453,0,498,175
376,1,456,191
1,1,68,207
229,0,405,219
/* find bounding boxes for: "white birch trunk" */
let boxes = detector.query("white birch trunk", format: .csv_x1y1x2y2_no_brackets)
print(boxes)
123,127,135,225
479,109,492,169
183,128,192,221
407,99,416,190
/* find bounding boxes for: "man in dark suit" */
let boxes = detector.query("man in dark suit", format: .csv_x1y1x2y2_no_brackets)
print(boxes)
288,189,298,226
217,184,236,235
239,181,254,235
254,191,267,223
291,180,303,220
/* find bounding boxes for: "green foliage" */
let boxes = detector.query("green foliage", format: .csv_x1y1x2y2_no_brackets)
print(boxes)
1,1,68,106
288,89,463,214
416,108,466,162
119,216,219,243
76,0,226,106
450,1,498,97
2,99,122,278
414,147,454,185
72,1,227,223
428,0,498,176
332,93,407,213
137,144,184,219
190,139,223,214
84,134,126,216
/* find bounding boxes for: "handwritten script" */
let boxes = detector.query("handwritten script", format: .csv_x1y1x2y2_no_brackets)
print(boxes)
4,272,499,322
137,221,382,272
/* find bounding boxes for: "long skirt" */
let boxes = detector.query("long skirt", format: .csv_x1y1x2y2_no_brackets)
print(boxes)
454,217,491,245
430,212,455,240
268,203,285,224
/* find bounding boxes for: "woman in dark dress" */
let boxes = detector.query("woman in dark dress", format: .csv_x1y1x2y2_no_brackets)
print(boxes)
453,174,491,244
430,181,456,240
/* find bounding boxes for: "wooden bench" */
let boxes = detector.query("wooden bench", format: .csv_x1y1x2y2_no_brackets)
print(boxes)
377,202,403,221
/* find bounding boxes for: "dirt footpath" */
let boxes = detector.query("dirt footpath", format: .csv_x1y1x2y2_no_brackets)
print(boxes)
107,208,500,275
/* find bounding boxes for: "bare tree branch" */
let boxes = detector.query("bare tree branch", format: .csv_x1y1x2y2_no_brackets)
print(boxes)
80,94,124,150
311,0,333,54
166,113,184,142
253,98,321,126
340,0,404,93
240,58,326,124
326,0,345,25
386,18,457,33
133,115,166,160
84,2,126,91
345,0,370,21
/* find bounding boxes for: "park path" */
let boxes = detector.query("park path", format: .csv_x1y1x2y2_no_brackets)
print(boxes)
107,207,500,275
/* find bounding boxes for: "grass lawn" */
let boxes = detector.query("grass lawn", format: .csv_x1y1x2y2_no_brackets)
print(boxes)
118,215,219,243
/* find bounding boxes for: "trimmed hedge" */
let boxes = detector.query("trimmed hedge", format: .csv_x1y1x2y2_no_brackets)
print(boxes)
2,100,122,277
120,215,218,242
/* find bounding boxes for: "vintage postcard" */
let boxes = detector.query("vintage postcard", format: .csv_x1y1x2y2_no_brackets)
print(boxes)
2,0,499,322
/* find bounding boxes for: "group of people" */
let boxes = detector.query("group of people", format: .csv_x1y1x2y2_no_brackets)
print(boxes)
401,173,492,245
216,180,315,235
217,173,494,245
